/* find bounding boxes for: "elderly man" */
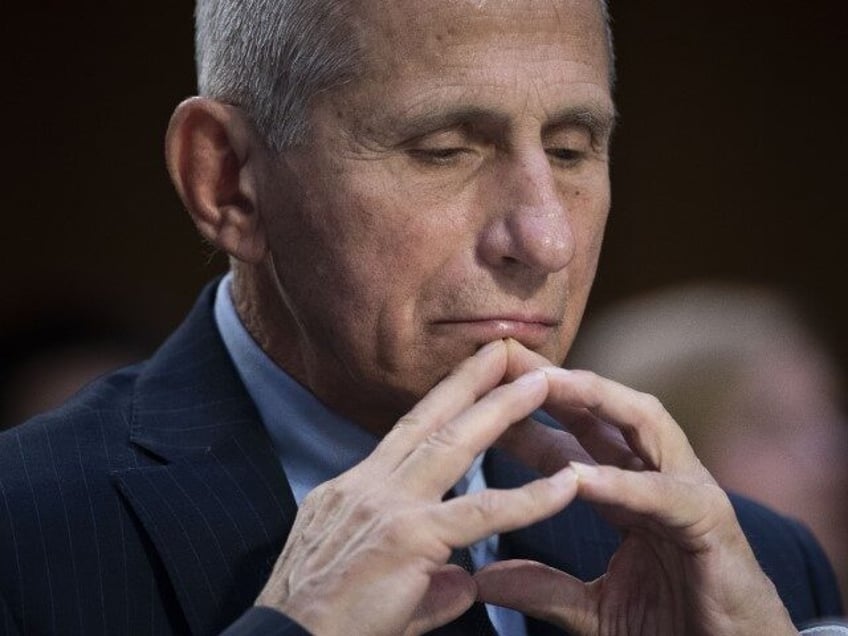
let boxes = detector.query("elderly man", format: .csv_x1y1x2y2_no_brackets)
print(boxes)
0,1,843,635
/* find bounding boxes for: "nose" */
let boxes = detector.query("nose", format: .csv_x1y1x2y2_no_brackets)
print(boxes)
477,150,575,274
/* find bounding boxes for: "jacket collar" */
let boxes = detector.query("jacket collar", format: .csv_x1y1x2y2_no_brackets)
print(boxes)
128,279,267,462
113,280,297,635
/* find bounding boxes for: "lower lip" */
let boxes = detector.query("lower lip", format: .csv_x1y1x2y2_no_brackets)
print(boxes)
431,320,556,348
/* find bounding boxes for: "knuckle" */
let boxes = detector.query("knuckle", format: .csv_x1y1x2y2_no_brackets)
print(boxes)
307,476,355,510
704,482,733,512
322,477,344,499
635,391,665,417
301,481,329,508
393,414,424,434
426,424,464,453
374,510,416,548
472,490,502,520
574,370,603,406
348,495,381,525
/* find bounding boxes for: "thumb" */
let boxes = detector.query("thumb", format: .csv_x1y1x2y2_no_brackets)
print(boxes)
406,564,477,635
474,559,597,634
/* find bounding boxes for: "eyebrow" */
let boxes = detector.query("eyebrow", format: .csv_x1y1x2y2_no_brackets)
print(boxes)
388,107,509,141
387,103,618,142
543,105,618,141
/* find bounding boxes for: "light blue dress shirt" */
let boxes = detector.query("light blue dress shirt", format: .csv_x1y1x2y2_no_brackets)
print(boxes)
214,274,527,635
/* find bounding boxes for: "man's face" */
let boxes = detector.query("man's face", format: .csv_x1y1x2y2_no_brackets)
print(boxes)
257,0,614,427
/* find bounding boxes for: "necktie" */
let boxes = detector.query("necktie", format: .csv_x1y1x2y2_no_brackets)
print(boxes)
426,490,498,635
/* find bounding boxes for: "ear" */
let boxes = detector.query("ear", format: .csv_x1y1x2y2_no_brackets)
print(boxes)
165,97,268,263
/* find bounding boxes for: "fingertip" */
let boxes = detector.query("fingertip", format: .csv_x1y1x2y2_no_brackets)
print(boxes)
411,565,477,632
514,368,548,387
569,461,599,481
549,464,579,488
503,337,521,352
542,366,572,378
477,339,506,357
504,339,549,377
542,466,579,509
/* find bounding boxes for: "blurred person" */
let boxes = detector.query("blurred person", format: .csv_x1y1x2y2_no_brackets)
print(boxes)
0,2,844,635
569,282,848,610
0,313,150,429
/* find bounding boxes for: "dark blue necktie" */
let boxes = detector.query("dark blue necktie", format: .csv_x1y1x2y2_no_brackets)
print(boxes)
426,491,497,635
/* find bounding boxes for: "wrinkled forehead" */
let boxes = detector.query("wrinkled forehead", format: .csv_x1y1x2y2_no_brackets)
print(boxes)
351,0,611,83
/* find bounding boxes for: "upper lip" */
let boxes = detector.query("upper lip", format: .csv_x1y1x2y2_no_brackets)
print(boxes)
433,315,560,326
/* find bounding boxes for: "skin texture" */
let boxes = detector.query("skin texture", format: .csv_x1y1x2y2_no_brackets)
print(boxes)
165,0,798,633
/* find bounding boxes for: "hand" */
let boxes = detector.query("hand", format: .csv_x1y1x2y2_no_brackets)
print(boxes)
255,340,579,635
475,341,797,635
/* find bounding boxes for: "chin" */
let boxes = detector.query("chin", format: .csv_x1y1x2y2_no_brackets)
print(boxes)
539,341,570,366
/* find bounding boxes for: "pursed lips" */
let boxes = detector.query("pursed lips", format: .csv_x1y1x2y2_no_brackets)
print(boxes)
430,315,561,348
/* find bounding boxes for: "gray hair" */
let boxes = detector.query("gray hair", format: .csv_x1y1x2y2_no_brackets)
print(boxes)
195,0,614,153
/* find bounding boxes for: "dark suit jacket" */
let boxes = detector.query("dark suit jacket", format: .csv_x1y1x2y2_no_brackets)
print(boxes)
0,283,843,635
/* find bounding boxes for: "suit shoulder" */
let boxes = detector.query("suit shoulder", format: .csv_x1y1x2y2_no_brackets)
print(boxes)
0,364,146,499
730,492,844,622
0,363,182,636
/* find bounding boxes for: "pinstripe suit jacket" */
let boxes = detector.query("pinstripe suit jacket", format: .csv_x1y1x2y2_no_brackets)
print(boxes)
0,283,843,635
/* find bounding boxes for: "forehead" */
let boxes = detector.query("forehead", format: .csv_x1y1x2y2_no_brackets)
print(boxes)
353,0,610,82
331,0,614,135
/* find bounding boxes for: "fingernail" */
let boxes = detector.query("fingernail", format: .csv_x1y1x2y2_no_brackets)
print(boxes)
543,367,572,378
515,369,546,386
569,461,598,479
477,340,504,356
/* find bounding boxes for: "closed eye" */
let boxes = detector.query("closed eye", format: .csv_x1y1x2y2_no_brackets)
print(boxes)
407,147,470,165
546,147,585,164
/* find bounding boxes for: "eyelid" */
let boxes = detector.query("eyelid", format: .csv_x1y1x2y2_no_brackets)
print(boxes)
402,126,478,165
406,146,472,167
405,126,469,147
408,146,467,157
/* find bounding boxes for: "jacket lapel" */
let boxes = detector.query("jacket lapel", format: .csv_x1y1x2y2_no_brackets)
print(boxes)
484,449,621,636
112,282,298,636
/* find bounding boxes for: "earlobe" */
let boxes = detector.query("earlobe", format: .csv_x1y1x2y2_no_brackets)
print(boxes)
165,97,268,263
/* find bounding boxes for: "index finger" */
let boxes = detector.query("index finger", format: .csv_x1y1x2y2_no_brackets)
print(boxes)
503,341,643,471
367,339,509,470
542,367,700,475
506,341,693,474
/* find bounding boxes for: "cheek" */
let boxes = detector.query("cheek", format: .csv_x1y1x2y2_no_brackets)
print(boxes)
570,183,610,295
280,187,457,351
553,188,610,362
329,176,472,289
575,171,611,245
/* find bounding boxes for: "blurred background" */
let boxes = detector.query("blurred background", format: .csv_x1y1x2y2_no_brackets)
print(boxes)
2,0,846,606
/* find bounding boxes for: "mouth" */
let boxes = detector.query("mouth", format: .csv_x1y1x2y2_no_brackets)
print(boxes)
430,316,560,349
